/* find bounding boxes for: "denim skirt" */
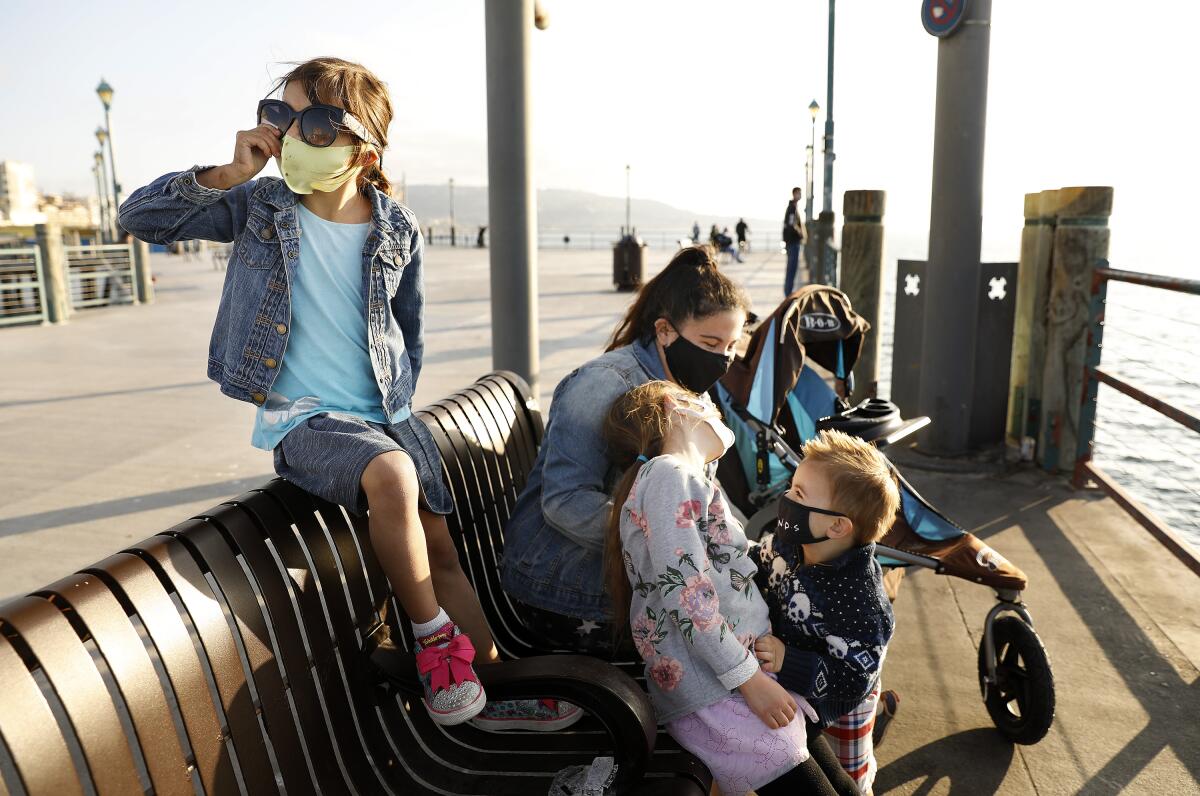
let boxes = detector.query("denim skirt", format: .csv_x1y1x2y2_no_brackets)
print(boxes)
273,411,453,516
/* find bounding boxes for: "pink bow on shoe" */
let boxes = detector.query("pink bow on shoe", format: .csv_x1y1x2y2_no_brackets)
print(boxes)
416,634,476,693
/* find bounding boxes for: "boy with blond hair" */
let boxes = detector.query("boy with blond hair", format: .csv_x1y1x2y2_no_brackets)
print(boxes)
750,429,902,794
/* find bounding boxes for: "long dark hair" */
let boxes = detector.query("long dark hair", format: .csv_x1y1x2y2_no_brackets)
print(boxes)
606,246,751,352
602,380,694,635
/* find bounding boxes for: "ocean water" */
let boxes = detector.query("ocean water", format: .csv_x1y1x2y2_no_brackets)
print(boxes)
876,268,1200,550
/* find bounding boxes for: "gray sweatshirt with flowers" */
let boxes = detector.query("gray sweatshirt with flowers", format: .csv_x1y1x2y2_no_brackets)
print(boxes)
619,454,771,724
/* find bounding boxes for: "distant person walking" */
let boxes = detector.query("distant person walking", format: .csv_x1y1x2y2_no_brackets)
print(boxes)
691,220,701,244
782,187,808,295
735,217,750,253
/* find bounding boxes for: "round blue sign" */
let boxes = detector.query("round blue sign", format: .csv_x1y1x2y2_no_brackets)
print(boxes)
922,0,968,37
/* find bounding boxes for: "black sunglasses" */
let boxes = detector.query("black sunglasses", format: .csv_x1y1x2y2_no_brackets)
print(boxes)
257,99,380,149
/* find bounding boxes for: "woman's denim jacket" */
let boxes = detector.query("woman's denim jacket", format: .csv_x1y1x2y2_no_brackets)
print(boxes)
118,167,424,420
501,338,666,620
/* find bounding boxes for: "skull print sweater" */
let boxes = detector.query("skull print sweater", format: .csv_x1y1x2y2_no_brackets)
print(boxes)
618,455,771,724
749,532,894,728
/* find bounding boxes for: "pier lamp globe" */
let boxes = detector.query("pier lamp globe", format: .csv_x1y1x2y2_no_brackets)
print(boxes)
94,126,107,146
809,99,820,120
96,79,114,110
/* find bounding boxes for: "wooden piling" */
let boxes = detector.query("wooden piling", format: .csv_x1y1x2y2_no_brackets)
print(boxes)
1007,189,1064,451
1038,186,1113,472
840,190,886,402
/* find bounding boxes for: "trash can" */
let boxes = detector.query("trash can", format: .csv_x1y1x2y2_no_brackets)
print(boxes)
613,234,645,292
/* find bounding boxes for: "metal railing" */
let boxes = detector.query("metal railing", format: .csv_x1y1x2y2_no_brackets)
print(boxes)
63,243,135,309
424,228,786,253
0,247,48,326
1073,261,1200,575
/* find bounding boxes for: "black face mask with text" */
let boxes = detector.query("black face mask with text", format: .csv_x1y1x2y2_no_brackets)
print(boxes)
663,331,733,394
776,495,847,546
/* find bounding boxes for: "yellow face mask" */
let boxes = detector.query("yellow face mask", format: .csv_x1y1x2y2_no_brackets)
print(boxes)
278,135,361,194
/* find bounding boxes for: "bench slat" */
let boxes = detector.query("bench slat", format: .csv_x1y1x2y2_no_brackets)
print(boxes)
0,633,85,796
0,596,141,794
419,404,547,659
38,572,192,796
133,536,281,795
88,552,238,793
165,517,322,795
203,498,358,793
234,489,398,794
474,375,539,484
255,485,424,794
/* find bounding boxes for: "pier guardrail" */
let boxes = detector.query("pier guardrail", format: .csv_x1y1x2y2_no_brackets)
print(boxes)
1073,262,1200,575
64,243,135,309
0,247,48,327
425,228,786,252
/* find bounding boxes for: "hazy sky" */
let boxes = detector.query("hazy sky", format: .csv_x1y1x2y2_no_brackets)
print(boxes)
2,0,1195,272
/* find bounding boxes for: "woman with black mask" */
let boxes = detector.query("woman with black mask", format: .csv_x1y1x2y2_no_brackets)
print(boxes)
501,246,752,655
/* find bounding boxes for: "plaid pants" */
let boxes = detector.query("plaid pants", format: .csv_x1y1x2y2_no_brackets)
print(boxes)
823,685,881,794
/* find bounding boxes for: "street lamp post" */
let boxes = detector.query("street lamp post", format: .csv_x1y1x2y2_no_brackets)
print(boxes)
806,100,819,224
93,151,109,243
624,164,631,235
804,99,820,284
815,1,838,286
448,177,456,246
96,79,122,238
94,127,113,242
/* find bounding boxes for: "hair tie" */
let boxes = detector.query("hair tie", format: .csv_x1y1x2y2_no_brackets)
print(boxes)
636,454,649,463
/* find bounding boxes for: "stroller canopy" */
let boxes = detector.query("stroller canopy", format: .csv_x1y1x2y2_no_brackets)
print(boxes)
720,284,871,427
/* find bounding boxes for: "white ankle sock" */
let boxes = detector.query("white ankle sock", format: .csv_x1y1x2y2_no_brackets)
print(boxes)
411,608,451,641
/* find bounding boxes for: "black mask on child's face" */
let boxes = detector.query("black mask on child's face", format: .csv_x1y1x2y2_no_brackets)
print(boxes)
663,329,733,394
776,495,847,546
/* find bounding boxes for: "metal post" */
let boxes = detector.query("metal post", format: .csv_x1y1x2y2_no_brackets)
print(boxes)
485,0,540,395
815,1,837,285
805,116,816,224
820,1,835,217
625,164,631,235
92,158,109,244
449,177,456,246
916,0,992,455
103,107,122,233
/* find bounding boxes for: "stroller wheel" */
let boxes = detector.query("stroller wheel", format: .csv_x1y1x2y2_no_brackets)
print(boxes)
977,616,1055,745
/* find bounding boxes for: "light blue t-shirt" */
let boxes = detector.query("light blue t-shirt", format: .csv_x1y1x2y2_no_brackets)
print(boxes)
250,203,394,451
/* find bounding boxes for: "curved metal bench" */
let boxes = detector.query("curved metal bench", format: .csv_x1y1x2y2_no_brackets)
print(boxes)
0,371,711,795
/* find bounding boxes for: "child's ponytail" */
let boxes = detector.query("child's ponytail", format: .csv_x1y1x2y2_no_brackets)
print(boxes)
601,380,693,637
362,160,392,197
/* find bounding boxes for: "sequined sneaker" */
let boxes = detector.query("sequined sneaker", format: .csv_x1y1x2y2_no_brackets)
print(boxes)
415,622,486,725
470,698,584,732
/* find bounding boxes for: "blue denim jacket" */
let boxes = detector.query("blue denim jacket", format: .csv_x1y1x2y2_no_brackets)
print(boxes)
501,338,667,620
118,168,424,419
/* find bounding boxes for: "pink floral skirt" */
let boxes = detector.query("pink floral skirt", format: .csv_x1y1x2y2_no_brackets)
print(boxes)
666,689,810,796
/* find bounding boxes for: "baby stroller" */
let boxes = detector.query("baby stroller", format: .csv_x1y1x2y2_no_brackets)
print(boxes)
713,285,1056,745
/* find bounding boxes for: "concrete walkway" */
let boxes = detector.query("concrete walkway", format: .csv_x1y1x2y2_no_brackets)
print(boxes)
1,246,1197,794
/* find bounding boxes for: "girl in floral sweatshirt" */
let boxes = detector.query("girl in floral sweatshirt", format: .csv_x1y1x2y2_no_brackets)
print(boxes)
603,381,860,796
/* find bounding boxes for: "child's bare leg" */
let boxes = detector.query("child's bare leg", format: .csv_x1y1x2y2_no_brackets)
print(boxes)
361,451,440,625
422,509,501,664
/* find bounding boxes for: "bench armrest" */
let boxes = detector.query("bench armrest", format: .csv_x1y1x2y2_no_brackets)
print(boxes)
368,646,657,792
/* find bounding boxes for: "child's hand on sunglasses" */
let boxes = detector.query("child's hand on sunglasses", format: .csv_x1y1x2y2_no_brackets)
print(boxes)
219,123,282,189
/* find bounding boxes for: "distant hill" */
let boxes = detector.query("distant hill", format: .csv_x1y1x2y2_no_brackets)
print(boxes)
400,184,776,236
